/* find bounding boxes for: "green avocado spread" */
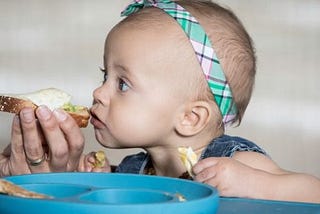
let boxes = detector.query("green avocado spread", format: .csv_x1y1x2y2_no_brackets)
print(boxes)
61,102,83,112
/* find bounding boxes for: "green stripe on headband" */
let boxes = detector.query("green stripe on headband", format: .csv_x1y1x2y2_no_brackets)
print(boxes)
121,0,238,125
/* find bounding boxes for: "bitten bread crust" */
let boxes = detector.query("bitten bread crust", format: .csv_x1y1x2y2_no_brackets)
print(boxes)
0,95,90,128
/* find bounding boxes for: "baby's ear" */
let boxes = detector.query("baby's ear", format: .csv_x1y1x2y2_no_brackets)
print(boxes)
175,101,211,136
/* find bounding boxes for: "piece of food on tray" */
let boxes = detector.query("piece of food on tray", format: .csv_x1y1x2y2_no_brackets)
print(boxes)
178,146,198,178
0,88,90,128
93,150,106,168
175,193,187,202
0,179,51,199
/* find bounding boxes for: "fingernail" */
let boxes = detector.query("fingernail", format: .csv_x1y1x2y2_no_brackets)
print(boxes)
21,108,35,123
37,105,51,120
53,109,67,122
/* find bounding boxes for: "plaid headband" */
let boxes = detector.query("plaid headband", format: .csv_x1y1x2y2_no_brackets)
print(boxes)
121,0,237,125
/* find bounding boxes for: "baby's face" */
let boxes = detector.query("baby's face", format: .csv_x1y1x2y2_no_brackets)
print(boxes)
91,20,194,148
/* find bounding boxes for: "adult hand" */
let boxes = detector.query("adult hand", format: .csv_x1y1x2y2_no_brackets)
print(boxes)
0,106,85,177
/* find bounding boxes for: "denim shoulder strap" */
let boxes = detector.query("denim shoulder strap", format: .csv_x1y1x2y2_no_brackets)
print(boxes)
201,135,267,159
116,152,150,174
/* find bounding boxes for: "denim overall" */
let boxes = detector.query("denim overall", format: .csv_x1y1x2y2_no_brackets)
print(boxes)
115,135,267,174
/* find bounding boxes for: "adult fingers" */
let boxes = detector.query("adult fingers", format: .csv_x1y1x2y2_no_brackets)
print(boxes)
19,107,48,172
4,116,29,176
35,106,69,172
10,116,24,159
53,109,85,171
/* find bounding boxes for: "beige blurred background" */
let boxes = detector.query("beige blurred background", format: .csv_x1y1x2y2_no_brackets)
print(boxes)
0,0,319,177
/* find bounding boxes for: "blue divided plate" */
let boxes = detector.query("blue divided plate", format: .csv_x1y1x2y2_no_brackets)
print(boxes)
0,172,219,214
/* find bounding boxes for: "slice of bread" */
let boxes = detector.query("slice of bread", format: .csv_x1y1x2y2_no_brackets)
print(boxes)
0,179,51,199
0,88,90,128
0,96,37,113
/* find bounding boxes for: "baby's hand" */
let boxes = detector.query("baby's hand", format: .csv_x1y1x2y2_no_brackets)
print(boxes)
193,157,256,198
78,151,111,173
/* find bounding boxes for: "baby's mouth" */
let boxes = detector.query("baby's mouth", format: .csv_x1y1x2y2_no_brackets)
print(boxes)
89,109,106,129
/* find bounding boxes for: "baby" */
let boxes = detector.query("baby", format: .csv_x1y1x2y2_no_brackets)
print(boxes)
2,0,319,204
85,0,320,203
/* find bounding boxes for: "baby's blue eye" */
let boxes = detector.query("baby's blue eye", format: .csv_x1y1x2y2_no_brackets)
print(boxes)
119,79,129,92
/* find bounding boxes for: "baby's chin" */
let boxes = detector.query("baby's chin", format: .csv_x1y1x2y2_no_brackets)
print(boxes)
94,128,145,149
94,131,124,148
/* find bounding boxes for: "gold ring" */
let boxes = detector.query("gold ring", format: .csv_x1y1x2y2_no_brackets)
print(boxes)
27,154,46,166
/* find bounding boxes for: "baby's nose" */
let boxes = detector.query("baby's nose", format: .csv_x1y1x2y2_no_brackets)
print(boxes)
92,84,111,106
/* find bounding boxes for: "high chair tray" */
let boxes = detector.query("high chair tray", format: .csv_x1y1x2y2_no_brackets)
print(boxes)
0,172,219,214
218,197,320,214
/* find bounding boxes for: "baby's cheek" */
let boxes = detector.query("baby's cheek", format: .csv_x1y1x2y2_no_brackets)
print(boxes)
113,116,162,146
109,99,174,146
108,114,145,145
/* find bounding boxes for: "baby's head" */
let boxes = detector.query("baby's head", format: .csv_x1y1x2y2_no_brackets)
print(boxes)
120,1,255,127
94,0,255,147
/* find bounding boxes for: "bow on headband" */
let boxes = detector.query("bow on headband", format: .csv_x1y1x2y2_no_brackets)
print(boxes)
122,0,238,125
